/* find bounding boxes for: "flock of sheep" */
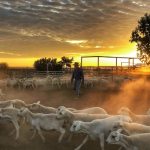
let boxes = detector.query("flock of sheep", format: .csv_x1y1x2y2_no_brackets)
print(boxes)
0,75,133,92
0,99,150,150
0,75,139,150
0,76,100,90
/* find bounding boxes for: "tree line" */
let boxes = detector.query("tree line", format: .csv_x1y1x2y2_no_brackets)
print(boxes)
34,56,73,71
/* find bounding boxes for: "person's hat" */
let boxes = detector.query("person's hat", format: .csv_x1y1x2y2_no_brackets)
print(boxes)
74,62,79,66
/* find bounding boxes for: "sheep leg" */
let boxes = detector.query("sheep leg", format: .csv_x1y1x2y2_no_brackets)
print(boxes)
58,128,66,143
21,117,26,125
67,133,73,142
118,147,123,150
9,129,15,136
30,129,37,140
74,135,89,150
99,133,104,150
12,120,19,140
37,127,45,142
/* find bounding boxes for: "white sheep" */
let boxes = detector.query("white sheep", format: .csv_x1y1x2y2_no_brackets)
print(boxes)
27,102,77,114
70,115,132,150
0,99,27,109
22,78,36,89
112,121,150,135
26,101,56,113
51,77,61,88
56,107,110,124
6,78,19,88
57,106,107,115
0,114,18,136
118,107,150,125
0,89,6,99
19,108,66,143
56,107,110,143
0,107,22,140
106,130,150,150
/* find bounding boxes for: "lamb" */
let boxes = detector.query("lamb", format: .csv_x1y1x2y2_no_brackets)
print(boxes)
19,108,66,143
26,101,56,114
0,107,22,140
0,100,13,108
0,89,6,99
57,106,107,115
22,78,36,89
118,107,150,125
56,107,110,125
112,121,150,135
56,107,110,143
51,77,61,88
0,99,27,109
106,130,150,150
70,115,132,150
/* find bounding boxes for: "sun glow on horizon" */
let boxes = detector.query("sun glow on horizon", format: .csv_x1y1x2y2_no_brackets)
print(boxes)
0,43,140,67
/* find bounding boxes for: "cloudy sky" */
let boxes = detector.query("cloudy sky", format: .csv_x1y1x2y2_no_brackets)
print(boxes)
0,0,150,67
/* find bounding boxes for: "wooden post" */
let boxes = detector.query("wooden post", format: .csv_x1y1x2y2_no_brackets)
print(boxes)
81,57,83,67
98,57,100,75
121,62,123,72
47,63,49,74
128,58,130,70
133,58,135,68
116,57,118,73
98,57,99,68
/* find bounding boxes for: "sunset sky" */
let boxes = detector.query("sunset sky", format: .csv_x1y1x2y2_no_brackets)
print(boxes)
0,0,150,67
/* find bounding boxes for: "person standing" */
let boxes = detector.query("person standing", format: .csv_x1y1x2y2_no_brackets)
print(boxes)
71,62,84,97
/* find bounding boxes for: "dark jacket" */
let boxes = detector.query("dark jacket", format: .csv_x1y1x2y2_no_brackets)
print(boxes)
71,67,84,81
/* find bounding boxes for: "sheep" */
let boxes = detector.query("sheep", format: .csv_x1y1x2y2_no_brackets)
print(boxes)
22,78,36,89
26,101,56,114
0,99,26,109
6,78,20,88
57,106,107,115
51,77,61,88
84,79,94,88
70,115,132,150
33,77,51,88
112,121,150,135
56,107,110,143
0,89,6,99
106,130,150,150
19,107,66,143
0,107,22,140
0,100,13,108
0,114,19,136
0,79,7,89
56,107,110,124
118,107,150,125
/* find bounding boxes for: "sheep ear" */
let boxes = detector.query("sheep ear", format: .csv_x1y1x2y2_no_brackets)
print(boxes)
36,101,40,104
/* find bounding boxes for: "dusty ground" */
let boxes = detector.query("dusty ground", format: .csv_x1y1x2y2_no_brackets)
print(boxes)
0,77,150,150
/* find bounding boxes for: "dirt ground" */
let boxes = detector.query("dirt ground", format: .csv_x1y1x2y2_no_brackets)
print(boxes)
0,78,150,150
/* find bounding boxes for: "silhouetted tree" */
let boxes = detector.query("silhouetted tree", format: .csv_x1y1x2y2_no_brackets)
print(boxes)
34,57,63,71
0,63,8,70
60,56,73,68
130,13,150,64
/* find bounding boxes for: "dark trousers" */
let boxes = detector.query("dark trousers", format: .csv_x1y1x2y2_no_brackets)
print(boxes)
74,79,82,96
